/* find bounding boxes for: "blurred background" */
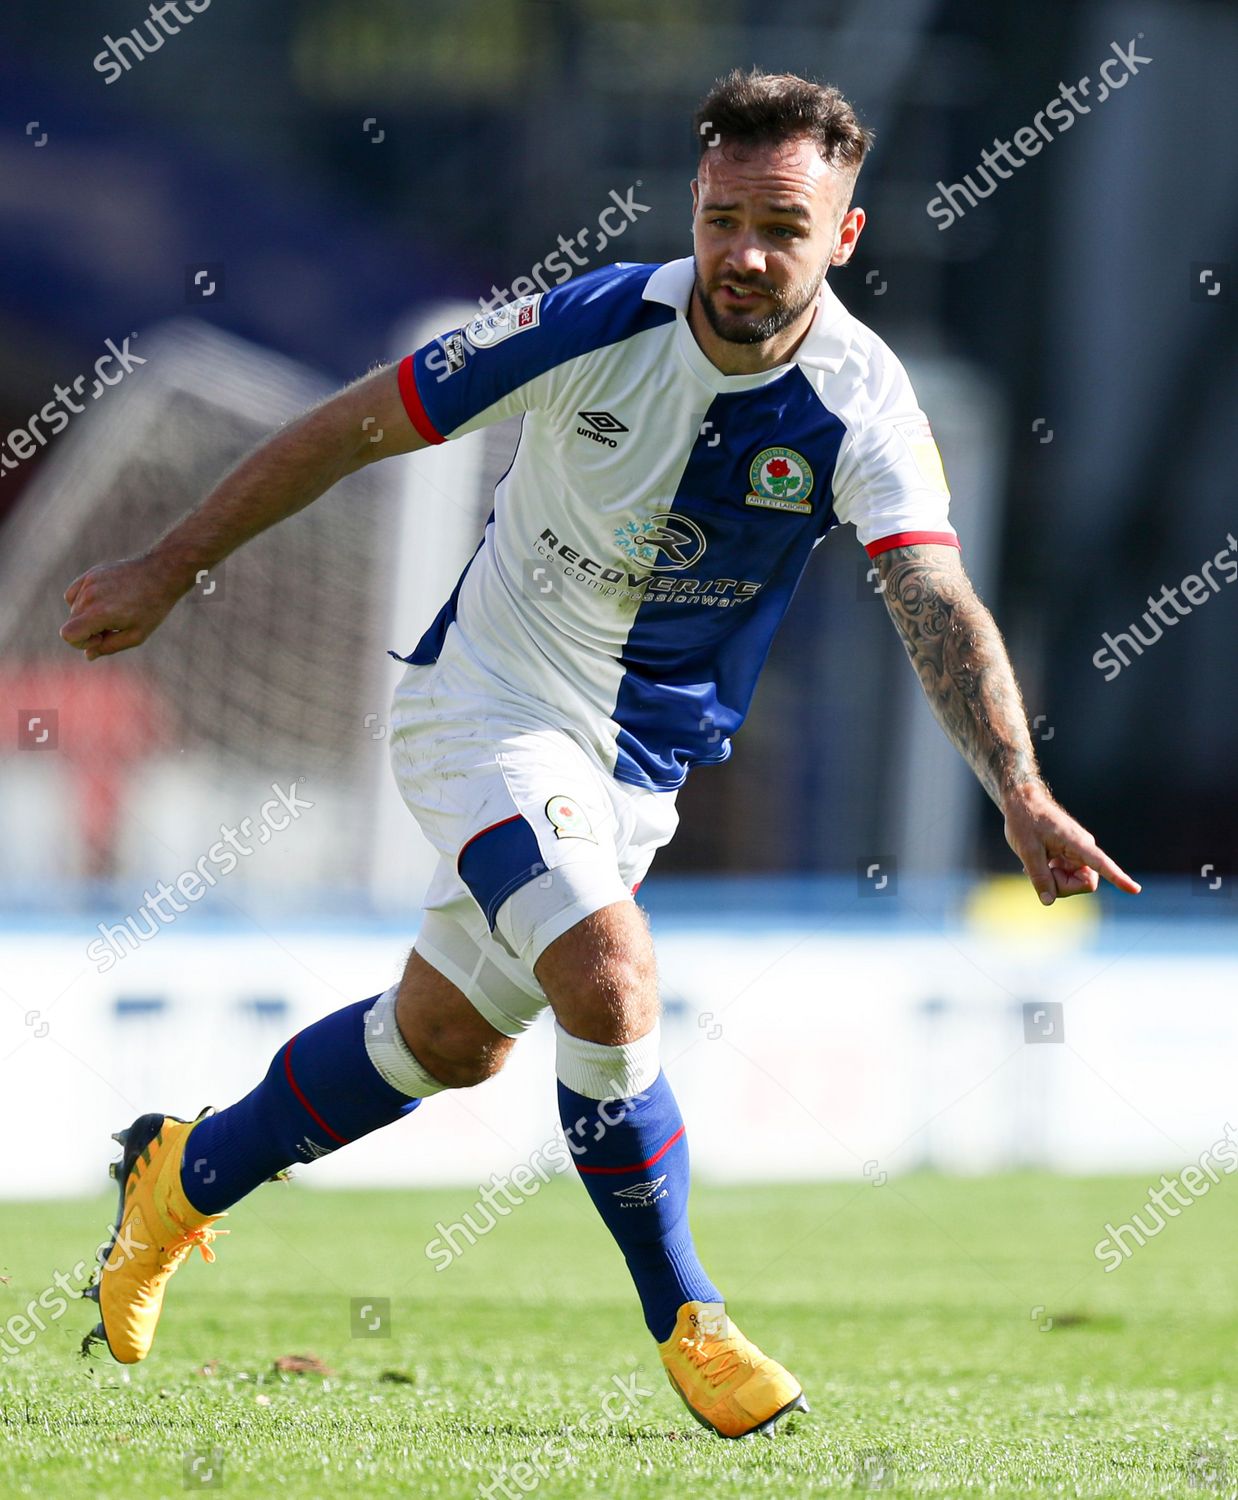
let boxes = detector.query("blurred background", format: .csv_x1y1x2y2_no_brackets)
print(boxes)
0,0,1235,1195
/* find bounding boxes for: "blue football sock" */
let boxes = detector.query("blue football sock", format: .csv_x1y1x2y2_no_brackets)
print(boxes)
558,1070,723,1342
180,995,421,1215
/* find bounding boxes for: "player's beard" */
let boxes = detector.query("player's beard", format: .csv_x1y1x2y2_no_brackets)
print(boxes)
692,260,826,345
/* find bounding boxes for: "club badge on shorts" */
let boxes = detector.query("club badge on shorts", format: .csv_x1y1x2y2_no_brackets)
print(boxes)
745,446,814,514
545,796,596,843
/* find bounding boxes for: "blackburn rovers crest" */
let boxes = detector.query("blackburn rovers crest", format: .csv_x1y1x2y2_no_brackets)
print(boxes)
746,447,814,514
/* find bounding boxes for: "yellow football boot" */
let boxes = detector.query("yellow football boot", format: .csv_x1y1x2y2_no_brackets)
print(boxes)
658,1301,808,1438
82,1111,227,1364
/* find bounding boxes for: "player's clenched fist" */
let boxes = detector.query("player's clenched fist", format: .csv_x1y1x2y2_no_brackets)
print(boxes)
60,555,185,661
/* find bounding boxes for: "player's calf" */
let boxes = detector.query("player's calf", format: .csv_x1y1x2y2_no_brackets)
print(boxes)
535,902,806,1437
81,965,510,1364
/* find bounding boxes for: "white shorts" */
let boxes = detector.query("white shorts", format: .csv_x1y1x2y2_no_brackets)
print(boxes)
387,633,679,1037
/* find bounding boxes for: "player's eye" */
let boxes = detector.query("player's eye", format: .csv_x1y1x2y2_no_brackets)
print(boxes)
708,217,736,229
768,225,801,239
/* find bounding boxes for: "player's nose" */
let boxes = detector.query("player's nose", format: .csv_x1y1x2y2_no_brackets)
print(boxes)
722,240,767,278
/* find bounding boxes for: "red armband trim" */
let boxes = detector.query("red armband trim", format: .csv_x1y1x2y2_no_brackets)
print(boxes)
397,355,444,445
864,531,960,559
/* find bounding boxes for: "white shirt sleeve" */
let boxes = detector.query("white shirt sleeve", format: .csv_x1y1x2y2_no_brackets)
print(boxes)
830,377,959,558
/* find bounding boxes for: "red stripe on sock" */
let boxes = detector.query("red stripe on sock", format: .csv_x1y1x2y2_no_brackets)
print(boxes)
576,1125,685,1176
283,1038,350,1145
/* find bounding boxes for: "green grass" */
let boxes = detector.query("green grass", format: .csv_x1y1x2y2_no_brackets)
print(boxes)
3,1172,1238,1498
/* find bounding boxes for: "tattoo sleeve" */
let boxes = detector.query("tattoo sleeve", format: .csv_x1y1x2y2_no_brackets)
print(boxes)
873,544,1043,809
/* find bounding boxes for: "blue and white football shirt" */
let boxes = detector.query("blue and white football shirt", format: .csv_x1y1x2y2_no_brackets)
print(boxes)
394,257,958,792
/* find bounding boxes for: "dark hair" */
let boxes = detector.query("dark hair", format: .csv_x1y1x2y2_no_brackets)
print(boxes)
692,68,873,179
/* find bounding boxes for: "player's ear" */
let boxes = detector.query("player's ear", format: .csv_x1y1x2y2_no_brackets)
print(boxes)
690,178,700,217
830,206,865,266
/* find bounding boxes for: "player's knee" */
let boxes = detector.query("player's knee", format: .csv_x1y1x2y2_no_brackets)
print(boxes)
397,999,512,1088
569,961,658,1044
412,1035,507,1090
395,950,515,1090
536,904,658,1044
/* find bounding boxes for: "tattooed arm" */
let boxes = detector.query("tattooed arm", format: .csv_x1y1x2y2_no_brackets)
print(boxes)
873,544,1038,806
873,543,1140,903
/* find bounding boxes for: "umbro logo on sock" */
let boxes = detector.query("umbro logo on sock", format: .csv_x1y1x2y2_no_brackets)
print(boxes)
612,1174,668,1205
297,1136,333,1161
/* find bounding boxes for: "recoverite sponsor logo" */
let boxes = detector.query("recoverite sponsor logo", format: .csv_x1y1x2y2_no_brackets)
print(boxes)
533,525,764,608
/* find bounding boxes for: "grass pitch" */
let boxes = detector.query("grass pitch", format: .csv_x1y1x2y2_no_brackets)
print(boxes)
2,1172,1237,1498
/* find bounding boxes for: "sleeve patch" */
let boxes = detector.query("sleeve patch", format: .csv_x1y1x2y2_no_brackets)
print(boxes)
463,293,544,350
895,419,949,493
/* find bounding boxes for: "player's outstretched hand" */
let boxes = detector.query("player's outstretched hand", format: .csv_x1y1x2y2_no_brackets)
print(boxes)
1003,781,1141,905
60,555,186,661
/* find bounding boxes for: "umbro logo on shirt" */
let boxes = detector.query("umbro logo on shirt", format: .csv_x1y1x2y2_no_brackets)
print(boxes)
576,410,628,448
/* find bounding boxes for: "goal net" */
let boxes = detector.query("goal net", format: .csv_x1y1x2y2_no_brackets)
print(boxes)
0,319,401,894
